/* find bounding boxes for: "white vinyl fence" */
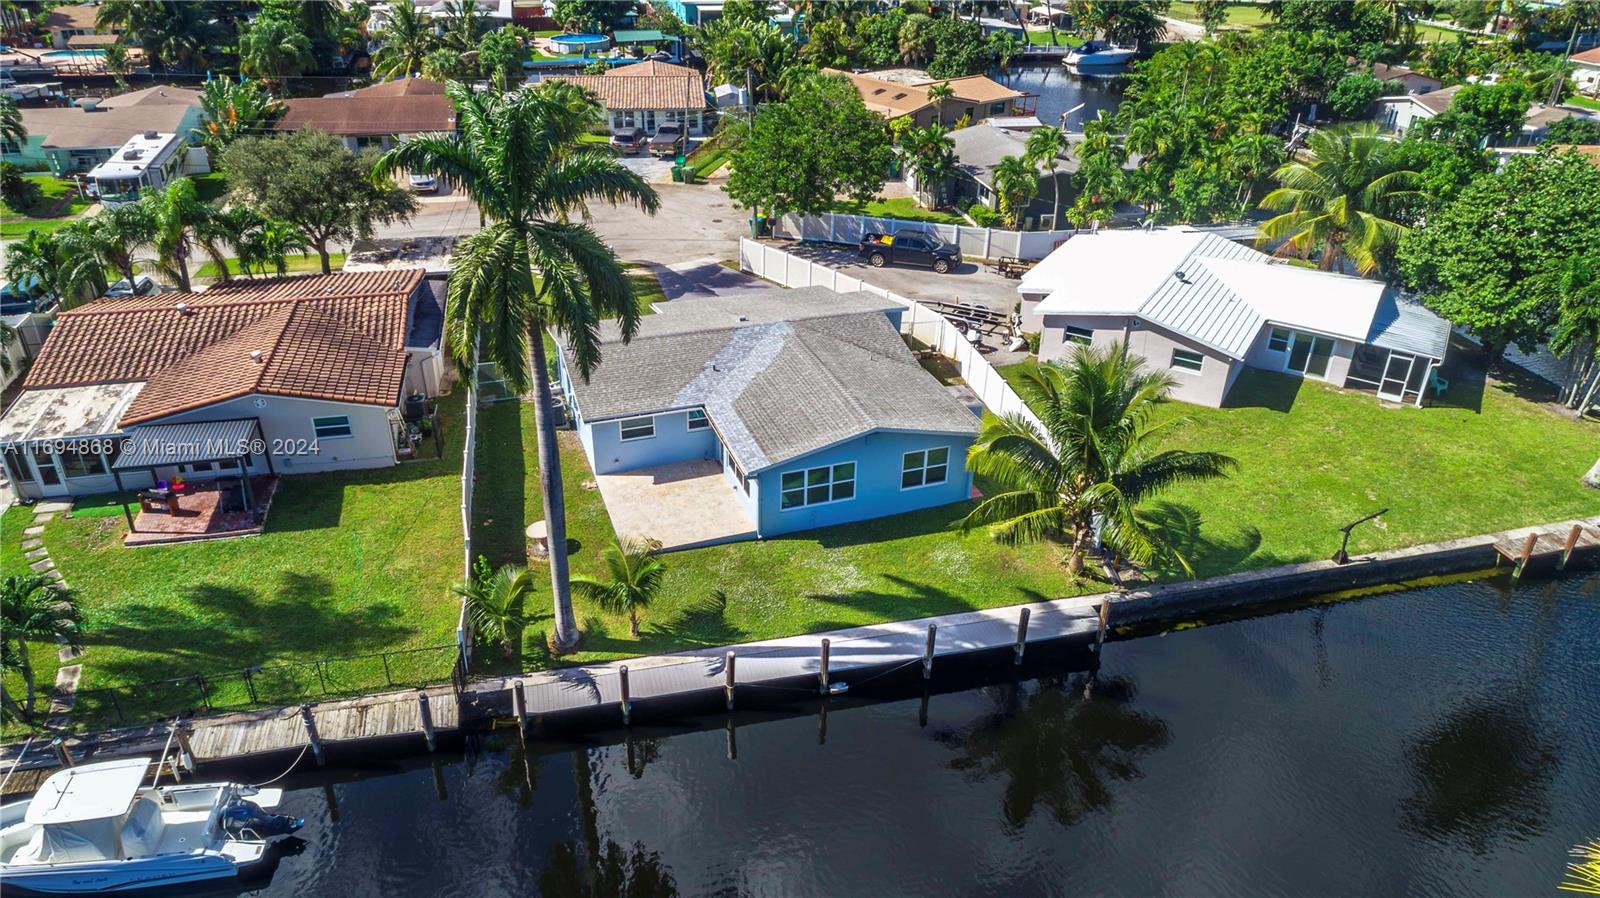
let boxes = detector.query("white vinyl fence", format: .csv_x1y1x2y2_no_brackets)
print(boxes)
457,344,480,668
771,212,1076,261
740,238,1045,434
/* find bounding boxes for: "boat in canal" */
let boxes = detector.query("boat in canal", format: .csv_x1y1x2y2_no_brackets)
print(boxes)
1064,40,1137,67
0,758,303,894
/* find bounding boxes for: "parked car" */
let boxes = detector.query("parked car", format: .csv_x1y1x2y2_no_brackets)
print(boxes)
105,275,161,298
858,232,962,274
408,172,438,193
649,122,685,158
0,276,55,315
610,126,647,155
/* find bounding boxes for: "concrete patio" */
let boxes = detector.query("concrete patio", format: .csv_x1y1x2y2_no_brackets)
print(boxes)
593,459,757,552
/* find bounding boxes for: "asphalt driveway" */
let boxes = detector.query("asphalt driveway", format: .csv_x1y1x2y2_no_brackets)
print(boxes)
772,241,1022,313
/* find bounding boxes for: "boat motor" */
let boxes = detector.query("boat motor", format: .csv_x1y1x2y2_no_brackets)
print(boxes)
221,797,305,839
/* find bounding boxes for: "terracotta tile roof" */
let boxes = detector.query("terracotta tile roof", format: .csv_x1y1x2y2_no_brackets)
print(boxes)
541,62,706,110
1572,47,1600,65
276,78,456,136
24,270,425,427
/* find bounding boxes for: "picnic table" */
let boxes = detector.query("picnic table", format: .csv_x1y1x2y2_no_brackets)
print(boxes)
994,256,1037,279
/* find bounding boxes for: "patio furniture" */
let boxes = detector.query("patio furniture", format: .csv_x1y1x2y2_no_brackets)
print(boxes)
137,488,180,515
1430,369,1450,398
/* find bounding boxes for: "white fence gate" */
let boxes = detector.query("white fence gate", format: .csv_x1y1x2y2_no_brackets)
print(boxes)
770,212,1076,261
739,238,1046,436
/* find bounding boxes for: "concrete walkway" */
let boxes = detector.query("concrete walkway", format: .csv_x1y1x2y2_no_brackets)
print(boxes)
18,501,81,725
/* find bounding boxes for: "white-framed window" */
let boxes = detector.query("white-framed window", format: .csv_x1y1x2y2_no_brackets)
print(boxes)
780,462,856,510
1171,349,1205,374
1267,327,1291,353
687,409,710,431
58,448,107,479
312,415,353,439
1065,325,1094,346
901,447,950,490
619,416,655,441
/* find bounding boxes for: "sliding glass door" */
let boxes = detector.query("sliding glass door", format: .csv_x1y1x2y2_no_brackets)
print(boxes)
1286,333,1335,379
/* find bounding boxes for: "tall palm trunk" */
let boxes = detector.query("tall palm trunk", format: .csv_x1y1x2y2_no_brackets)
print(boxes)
530,326,579,652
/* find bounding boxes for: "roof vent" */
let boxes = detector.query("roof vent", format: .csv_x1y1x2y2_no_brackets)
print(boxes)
175,302,192,315
143,130,158,140
122,148,143,160
735,314,748,322
1174,270,1189,283
249,350,265,363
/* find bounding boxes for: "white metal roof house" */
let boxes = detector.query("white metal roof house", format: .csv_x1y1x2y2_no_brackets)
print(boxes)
1019,228,1452,407
555,288,981,550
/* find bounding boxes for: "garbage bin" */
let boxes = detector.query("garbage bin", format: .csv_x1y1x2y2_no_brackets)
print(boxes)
670,165,684,183
681,165,697,184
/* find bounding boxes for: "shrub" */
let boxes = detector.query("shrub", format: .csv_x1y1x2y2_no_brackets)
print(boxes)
0,162,37,206
1025,331,1042,354
968,201,1003,227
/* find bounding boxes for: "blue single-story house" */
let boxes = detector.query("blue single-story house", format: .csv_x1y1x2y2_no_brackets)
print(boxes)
555,288,981,548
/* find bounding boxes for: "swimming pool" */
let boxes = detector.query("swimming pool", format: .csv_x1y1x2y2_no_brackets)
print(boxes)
548,32,610,54
43,48,106,58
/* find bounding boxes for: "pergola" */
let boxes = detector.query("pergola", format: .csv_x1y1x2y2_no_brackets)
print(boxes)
111,418,272,533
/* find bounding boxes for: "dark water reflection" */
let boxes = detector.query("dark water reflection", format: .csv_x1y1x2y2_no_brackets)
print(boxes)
229,574,1596,897
992,64,1125,129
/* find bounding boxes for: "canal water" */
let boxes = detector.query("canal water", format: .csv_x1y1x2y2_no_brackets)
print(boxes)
993,63,1125,130
235,574,1596,897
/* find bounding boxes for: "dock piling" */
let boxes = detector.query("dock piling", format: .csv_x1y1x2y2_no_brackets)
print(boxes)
1559,524,1582,571
819,639,831,695
50,737,72,768
299,704,326,766
1512,532,1539,583
417,691,436,752
724,651,736,710
172,726,195,773
1014,608,1030,664
817,699,828,745
511,680,527,740
1095,601,1111,655
725,717,737,761
619,665,632,725
923,624,937,680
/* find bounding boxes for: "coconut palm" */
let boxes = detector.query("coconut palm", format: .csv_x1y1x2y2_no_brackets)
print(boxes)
376,83,659,654
1024,125,1068,228
145,178,208,292
371,0,438,80
0,94,23,150
102,40,133,91
899,13,937,66
926,81,955,125
571,538,666,638
84,203,153,287
992,154,1039,228
1547,253,1600,416
0,574,83,724
901,123,957,207
1256,124,1422,276
452,558,535,658
239,12,314,91
97,0,224,73
3,227,108,309
440,0,484,53
963,341,1237,577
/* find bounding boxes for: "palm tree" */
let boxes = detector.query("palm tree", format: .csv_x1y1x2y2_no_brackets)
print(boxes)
452,558,535,658
1256,124,1421,276
3,227,107,309
1024,126,1068,229
901,123,957,207
963,341,1236,577
992,154,1039,228
239,13,315,91
371,0,437,80
572,538,666,638
98,0,223,74
376,83,660,654
0,574,83,725
102,40,133,91
0,94,24,150
193,78,284,155
145,178,207,292
899,13,936,66
440,0,484,53
926,81,955,126
85,203,153,287
1547,253,1600,416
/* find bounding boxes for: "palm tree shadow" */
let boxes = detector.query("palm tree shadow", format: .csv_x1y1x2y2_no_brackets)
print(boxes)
1138,501,1278,579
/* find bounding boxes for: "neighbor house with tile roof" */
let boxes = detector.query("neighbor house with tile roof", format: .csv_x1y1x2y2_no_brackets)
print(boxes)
541,60,710,137
274,78,458,151
0,270,446,502
555,287,980,548
827,69,1025,129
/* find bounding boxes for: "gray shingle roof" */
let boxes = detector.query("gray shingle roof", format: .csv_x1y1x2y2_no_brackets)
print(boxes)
562,287,979,471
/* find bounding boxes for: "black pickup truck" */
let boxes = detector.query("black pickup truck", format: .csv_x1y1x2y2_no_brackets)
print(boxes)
858,231,961,273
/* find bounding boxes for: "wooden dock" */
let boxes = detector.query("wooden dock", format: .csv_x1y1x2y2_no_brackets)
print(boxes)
187,686,461,762
471,593,1108,721
1493,522,1600,582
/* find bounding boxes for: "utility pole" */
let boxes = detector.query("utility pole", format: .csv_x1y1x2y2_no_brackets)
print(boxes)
1550,21,1579,107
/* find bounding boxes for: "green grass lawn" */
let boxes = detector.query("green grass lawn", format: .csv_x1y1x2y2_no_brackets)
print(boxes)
1567,95,1600,112
194,252,346,280
16,389,474,731
469,402,1093,672
1,505,64,738
0,174,94,239
1165,1,1273,29
836,196,968,227
997,356,1600,577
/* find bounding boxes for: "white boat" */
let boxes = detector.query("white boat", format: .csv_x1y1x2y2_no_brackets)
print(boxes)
1064,40,1137,67
0,758,303,894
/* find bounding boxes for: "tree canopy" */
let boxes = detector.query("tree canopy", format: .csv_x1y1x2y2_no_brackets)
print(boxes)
1398,148,1600,360
221,129,417,273
725,73,893,216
